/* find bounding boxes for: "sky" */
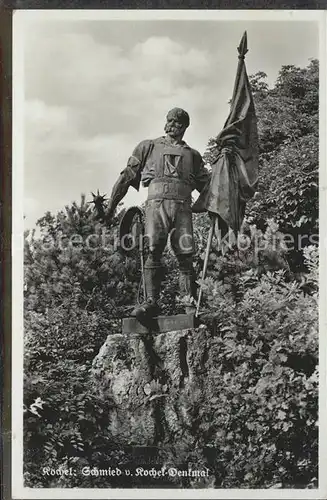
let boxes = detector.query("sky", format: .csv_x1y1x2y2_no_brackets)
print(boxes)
21,17,319,229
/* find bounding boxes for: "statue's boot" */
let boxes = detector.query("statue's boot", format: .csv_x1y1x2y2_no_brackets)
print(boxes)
131,264,161,320
178,257,197,315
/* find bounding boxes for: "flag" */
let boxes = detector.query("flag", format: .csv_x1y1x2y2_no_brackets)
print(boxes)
192,31,259,235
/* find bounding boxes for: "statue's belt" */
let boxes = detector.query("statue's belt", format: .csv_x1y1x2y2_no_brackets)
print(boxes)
147,179,192,201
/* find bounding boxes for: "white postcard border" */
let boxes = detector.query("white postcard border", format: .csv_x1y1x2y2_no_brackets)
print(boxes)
11,8,327,500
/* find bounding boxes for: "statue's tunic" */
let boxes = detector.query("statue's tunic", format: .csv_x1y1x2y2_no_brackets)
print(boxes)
120,136,210,255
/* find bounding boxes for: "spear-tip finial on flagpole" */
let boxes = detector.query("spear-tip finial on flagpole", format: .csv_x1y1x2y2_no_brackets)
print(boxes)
237,31,248,59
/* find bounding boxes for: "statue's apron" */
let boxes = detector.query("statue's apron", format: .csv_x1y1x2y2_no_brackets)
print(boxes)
142,140,195,255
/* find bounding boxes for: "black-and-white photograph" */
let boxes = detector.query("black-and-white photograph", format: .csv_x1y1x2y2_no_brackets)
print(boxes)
12,10,326,499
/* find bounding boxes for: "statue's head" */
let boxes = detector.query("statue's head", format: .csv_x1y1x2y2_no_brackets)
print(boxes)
164,107,190,139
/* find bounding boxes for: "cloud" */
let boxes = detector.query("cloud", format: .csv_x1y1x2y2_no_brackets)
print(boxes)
25,32,128,105
23,28,220,225
24,30,215,136
131,36,211,79
22,20,318,228
24,99,133,207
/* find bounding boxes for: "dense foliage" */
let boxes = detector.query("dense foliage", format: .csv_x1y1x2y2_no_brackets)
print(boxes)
196,243,318,488
24,60,318,488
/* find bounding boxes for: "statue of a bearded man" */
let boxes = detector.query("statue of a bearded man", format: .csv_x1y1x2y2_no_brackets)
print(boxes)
103,107,210,320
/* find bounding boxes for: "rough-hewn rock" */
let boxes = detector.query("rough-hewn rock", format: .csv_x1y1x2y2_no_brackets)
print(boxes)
91,325,211,446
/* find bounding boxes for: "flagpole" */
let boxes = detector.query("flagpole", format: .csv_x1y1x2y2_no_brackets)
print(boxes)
139,218,147,302
195,214,216,318
223,31,248,130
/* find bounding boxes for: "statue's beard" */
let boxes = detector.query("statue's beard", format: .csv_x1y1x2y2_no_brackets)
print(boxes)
164,122,185,137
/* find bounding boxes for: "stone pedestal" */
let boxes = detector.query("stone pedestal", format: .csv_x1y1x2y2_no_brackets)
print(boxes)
91,325,211,446
122,313,196,334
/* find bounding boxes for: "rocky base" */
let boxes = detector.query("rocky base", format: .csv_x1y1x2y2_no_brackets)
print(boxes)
91,325,211,446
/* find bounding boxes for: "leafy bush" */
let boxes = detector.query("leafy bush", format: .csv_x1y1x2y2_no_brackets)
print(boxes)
195,246,318,488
